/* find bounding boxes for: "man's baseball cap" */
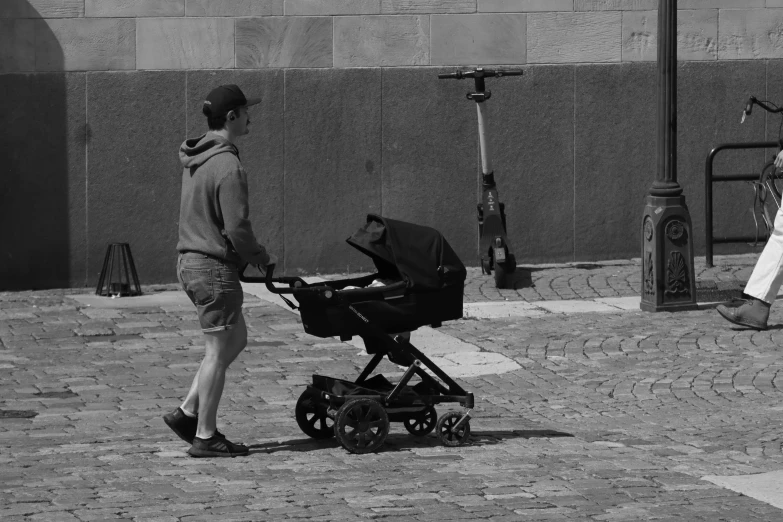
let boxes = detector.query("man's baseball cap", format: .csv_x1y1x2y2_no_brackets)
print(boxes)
202,84,260,118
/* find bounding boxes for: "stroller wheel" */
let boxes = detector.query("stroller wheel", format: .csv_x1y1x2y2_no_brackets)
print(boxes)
403,406,437,437
295,389,334,439
334,398,390,454
436,411,471,447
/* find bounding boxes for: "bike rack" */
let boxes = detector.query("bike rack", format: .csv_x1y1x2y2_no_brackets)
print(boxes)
705,142,777,267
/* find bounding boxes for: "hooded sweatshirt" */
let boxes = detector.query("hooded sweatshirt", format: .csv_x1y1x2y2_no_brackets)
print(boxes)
176,132,270,266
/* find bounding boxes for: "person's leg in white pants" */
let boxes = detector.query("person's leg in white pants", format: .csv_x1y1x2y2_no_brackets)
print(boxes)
744,203,783,304
716,201,783,329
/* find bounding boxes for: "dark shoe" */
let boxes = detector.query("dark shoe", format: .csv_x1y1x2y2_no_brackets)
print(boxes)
163,408,197,444
187,435,249,458
716,298,770,330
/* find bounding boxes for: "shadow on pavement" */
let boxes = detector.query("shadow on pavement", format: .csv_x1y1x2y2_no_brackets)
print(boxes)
500,268,533,290
246,429,574,455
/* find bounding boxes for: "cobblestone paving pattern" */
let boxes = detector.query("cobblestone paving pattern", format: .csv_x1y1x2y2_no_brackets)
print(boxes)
1,255,782,521
465,255,757,303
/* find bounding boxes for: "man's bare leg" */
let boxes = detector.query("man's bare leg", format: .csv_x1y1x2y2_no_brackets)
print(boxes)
182,314,247,438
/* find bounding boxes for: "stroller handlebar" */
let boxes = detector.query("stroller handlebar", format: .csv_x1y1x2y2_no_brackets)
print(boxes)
238,263,306,294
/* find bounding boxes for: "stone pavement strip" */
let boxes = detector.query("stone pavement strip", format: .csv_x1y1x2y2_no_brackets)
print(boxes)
1,254,782,521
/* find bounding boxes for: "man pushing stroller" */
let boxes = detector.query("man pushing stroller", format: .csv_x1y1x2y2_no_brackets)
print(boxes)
163,84,276,457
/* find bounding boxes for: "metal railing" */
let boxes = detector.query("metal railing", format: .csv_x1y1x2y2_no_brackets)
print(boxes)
705,142,777,267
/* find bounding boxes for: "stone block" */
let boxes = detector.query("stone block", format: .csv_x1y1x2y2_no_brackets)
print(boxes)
86,72,186,285
718,9,783,60
574,61,767,261
186,70,286,270
35,18,136,71
0,19,35,73
187,0,284,16
0,73,87,290
431,14,526,65
381,68,477,265
86,0,184,17
622,10,717,62
479,0,572,12
0,0,84,18
575,0,656,9
381,0,475,14
528,12,621,64
285,0,380,15
769,0,783,7
485,65,576,263
678,61,767,255
137,18,234,69
334,16,429,67
284,69,382,273
574,63,656,261
236,17,332,68
681,0,762,7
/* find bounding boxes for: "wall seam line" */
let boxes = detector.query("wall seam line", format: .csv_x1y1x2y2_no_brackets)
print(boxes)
283,68,287,273
85,72,89,288
380,67,383,221
573,65,577,263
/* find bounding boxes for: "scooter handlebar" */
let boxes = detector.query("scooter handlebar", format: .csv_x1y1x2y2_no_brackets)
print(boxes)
438,68,523,79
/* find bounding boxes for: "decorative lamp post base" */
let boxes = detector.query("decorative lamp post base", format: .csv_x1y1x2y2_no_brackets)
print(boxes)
640,195,698,312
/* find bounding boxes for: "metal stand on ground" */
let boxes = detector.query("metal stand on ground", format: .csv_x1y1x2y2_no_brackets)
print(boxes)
95,243,142,297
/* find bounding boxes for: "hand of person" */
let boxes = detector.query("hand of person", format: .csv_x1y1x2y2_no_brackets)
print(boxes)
775,149,783,170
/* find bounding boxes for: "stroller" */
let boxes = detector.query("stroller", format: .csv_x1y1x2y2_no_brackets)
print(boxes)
240,214,474,454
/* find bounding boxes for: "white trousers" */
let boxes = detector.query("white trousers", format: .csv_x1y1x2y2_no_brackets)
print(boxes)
745,203,783,304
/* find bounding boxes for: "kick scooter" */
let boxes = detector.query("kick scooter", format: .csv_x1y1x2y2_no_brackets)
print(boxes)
438,67,523,288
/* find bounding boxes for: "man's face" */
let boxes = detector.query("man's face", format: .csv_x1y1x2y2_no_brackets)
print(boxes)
228,106,251,136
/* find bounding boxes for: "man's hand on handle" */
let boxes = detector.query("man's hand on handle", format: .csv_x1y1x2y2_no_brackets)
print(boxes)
256,254,278,277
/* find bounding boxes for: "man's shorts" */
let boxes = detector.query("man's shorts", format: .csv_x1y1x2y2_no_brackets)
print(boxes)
177,252,244,333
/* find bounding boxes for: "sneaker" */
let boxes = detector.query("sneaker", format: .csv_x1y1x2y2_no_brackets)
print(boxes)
163,407,197,444
187,435,249,458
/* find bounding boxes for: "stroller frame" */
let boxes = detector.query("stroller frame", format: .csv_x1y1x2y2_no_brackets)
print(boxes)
240,265,475,454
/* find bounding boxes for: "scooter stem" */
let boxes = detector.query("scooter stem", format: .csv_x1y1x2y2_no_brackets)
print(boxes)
476,103,493,176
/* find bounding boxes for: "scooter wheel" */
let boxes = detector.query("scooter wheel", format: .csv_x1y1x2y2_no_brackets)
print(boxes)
493,255,516,289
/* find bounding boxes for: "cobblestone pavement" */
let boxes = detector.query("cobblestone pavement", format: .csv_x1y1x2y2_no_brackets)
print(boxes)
465,254,757,303
1,254,782,521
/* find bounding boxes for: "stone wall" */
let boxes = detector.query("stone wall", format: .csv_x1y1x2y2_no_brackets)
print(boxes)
2,0,783,289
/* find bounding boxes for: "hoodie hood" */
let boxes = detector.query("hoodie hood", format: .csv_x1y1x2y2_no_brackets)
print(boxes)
179,132,238,171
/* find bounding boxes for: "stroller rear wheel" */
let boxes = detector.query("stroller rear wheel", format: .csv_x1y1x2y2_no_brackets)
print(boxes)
436,410,471,447
403,406,437,436
334,398,390,454
295,389,334,439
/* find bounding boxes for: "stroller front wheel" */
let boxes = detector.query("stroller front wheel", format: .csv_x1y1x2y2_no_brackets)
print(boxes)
404,406,437,436
436,410,471,447
334,398,390,454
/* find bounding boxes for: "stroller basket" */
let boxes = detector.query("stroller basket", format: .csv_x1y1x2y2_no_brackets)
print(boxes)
240,214,475,454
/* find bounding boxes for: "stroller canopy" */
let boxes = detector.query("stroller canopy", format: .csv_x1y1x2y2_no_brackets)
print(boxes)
346,214,466,291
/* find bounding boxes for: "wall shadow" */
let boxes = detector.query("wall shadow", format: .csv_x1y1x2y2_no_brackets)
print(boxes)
1,1,75,290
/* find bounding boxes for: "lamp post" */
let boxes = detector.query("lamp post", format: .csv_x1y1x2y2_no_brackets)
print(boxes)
640,0,697,312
